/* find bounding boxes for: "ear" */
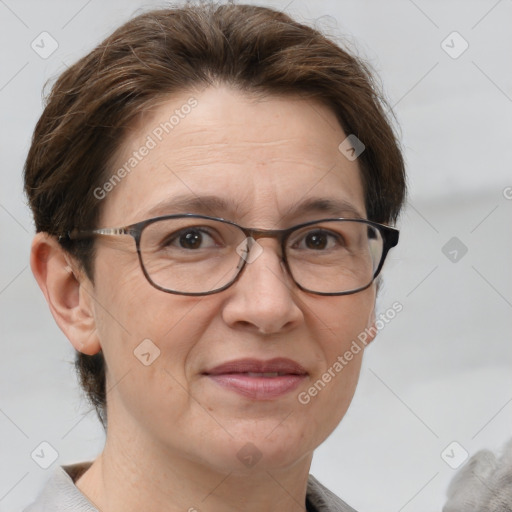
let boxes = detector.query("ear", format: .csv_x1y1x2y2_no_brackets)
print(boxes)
30,233,101,355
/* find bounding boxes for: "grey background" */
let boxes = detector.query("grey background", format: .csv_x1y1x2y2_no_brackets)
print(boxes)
1,1,511,511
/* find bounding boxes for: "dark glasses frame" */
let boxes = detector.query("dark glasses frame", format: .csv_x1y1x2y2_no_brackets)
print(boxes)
67,214,399,296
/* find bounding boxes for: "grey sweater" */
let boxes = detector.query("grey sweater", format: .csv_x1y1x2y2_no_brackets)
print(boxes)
443,440,512,512
23,462,357,512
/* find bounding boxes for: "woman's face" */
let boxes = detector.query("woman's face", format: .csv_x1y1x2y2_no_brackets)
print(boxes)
89,85,376,473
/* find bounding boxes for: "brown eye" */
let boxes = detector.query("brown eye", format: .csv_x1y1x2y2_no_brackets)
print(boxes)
304,232,328,250
294,229,342,251
179,230,203,249
162,228,218,250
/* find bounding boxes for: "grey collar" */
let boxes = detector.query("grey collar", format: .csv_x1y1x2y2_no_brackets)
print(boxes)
23,463,357,512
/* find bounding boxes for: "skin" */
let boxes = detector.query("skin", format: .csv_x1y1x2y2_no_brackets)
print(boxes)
31,85,377,512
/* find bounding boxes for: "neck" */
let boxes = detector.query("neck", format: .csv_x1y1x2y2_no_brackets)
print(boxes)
76,415,313,512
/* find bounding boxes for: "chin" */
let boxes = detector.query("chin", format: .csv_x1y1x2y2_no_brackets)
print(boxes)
213,422,318,474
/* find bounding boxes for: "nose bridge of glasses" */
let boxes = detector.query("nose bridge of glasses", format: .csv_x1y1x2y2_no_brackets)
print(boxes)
241,227,288,259
235,229,293,293
244,226,287,240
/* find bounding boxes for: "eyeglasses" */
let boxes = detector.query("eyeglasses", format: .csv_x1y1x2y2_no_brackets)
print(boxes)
68,214,399,296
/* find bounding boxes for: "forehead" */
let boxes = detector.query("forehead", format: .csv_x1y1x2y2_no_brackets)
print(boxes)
100,86,366,227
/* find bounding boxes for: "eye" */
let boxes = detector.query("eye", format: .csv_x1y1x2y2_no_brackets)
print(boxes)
165,228,218,250
295,229,342,250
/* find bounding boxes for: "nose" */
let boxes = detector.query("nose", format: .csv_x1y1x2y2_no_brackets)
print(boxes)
221,239,304,335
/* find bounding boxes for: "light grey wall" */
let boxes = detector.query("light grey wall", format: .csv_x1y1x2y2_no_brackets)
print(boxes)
1,1,511,511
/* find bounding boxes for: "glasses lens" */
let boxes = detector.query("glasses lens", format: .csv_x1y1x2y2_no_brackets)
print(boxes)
286,220,383,294
139,217,246,294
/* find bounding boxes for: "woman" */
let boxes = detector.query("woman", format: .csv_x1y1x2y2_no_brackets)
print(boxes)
23,3,406,511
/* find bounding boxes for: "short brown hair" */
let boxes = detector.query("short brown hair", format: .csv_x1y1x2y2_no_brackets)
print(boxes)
24,3,406,428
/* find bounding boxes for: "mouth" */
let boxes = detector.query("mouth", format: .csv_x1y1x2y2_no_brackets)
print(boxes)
203,358,308,400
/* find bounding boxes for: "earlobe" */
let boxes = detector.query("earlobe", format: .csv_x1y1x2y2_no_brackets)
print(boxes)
30,233,101,355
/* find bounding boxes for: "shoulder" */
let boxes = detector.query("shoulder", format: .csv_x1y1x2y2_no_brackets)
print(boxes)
22,462,96,512
307,475,358,512
443,440,512,512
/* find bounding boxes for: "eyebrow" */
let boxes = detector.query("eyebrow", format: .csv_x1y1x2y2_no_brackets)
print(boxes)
285,197,364,220
143,195,365,222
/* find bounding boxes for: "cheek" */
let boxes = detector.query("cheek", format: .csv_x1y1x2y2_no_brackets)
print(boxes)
311,289,375,356
91,250,161,384
301,290,375,425
93,257,146,339
93,249,221,382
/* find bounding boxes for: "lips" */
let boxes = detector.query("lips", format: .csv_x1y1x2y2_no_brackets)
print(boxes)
204,357,308,376
203,358,308,400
